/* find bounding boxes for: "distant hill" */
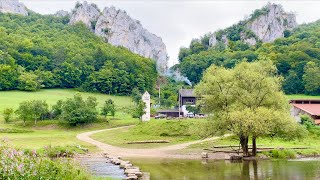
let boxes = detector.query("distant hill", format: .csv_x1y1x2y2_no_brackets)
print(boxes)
0,0,168,74
0,12,157,94
176,3,320,95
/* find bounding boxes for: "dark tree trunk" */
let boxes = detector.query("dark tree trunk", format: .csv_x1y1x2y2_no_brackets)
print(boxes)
252,136,257,156
240,135,249,157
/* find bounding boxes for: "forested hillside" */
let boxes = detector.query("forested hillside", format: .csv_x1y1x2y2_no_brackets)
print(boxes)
177,14,320,95
0,12,157,94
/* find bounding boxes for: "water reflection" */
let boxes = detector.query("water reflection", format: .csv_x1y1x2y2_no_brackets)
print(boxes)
130,158,320,180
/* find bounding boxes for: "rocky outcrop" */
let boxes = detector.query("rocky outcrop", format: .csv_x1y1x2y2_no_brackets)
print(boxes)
208,34,217,47
69,1,100,31
69,2,168,74
246,3,297,42
54,10,69,17
95,6,168,74
240,32,257,46
0,0,28,16
209,3,297,47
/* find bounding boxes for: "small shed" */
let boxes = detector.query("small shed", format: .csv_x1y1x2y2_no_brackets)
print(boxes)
156,109,183,118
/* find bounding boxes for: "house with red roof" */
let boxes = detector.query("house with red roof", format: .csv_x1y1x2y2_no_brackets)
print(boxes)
290,99,320,125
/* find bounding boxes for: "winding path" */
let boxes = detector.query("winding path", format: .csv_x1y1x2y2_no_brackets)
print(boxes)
77,126,230,159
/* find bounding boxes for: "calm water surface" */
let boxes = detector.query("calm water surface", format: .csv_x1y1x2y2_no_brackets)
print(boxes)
129,158,320,180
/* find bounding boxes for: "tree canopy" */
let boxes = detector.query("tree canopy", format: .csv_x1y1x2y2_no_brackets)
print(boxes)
0,12,157,95
195,59,305,156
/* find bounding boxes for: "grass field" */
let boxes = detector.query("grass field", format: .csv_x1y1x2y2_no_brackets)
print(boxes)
91,119,209,149
0,89,133,113
0,89,138,151
0,119,139,151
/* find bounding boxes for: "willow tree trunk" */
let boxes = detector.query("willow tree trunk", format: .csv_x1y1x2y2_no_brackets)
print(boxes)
240,135,249,157
252,136,257,156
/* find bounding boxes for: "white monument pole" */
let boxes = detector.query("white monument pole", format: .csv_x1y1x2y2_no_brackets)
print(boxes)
142,91,151,122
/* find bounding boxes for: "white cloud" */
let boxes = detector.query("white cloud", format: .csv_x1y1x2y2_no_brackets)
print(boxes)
20,0,320,67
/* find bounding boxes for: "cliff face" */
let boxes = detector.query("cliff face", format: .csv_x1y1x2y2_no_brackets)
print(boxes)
209,3,297,47
54,10,69,17
0,0,28,16
69,1,100,31
95,7,168,74
70,2,168,74
246,3,297,42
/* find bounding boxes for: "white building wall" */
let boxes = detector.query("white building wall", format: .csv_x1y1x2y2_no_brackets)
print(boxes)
142,91,150,122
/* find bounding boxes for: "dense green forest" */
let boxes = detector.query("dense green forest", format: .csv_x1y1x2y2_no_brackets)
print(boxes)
176,20,320,95
0,12,157,95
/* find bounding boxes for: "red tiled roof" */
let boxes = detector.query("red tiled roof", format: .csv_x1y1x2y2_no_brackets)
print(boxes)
292,104,320,116
315,120,320,125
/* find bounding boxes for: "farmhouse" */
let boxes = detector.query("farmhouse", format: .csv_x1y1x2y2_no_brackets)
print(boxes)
179,89,197,106
156,89,198,118
290,99,320,125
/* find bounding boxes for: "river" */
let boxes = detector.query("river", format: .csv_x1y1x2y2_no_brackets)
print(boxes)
130,158,320,180
81,157,320,179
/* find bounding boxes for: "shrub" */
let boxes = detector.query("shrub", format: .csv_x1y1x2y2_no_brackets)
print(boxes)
3,108,14,123
269,149,296,159
0,141,92,179
60,94,98,126
41,145,87,158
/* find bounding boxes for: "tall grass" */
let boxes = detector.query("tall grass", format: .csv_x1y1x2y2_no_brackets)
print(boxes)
0,140,93,180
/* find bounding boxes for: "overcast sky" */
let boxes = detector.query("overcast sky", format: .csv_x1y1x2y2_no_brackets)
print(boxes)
20,0,320,67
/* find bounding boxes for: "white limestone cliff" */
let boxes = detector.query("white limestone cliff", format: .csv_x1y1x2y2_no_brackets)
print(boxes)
95,6,168,74
246,3,297,43
209,3,297,47
69,1,100,31
0,0,27,16
69,2,168,74
54,10,69,17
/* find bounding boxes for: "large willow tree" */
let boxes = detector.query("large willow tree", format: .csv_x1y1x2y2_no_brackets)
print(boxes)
195,58,305,156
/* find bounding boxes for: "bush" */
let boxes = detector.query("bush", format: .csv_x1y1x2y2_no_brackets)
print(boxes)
40,145,87,158
3,108,14,123
60,94,98,126
269,149,296,159
0,141,92,179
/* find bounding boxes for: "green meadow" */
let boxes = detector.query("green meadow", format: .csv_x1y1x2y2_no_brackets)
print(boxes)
0,89,138,151
0,89,133,113
91,119,209,149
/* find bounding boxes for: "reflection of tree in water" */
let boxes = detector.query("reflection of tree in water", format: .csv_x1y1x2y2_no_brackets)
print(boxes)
131,158,320,179
241,160,258,180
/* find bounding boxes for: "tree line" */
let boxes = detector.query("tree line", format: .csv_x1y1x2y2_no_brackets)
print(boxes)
0,12,157,95
3,94,117,126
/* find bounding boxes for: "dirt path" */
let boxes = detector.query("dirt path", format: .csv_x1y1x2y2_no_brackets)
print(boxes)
77,126,231,159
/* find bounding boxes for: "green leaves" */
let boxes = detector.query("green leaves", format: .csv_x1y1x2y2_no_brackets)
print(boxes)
15,100,49,125
196,59,304,155
0,12,157,94
303,61,320,95
60,94,98,126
